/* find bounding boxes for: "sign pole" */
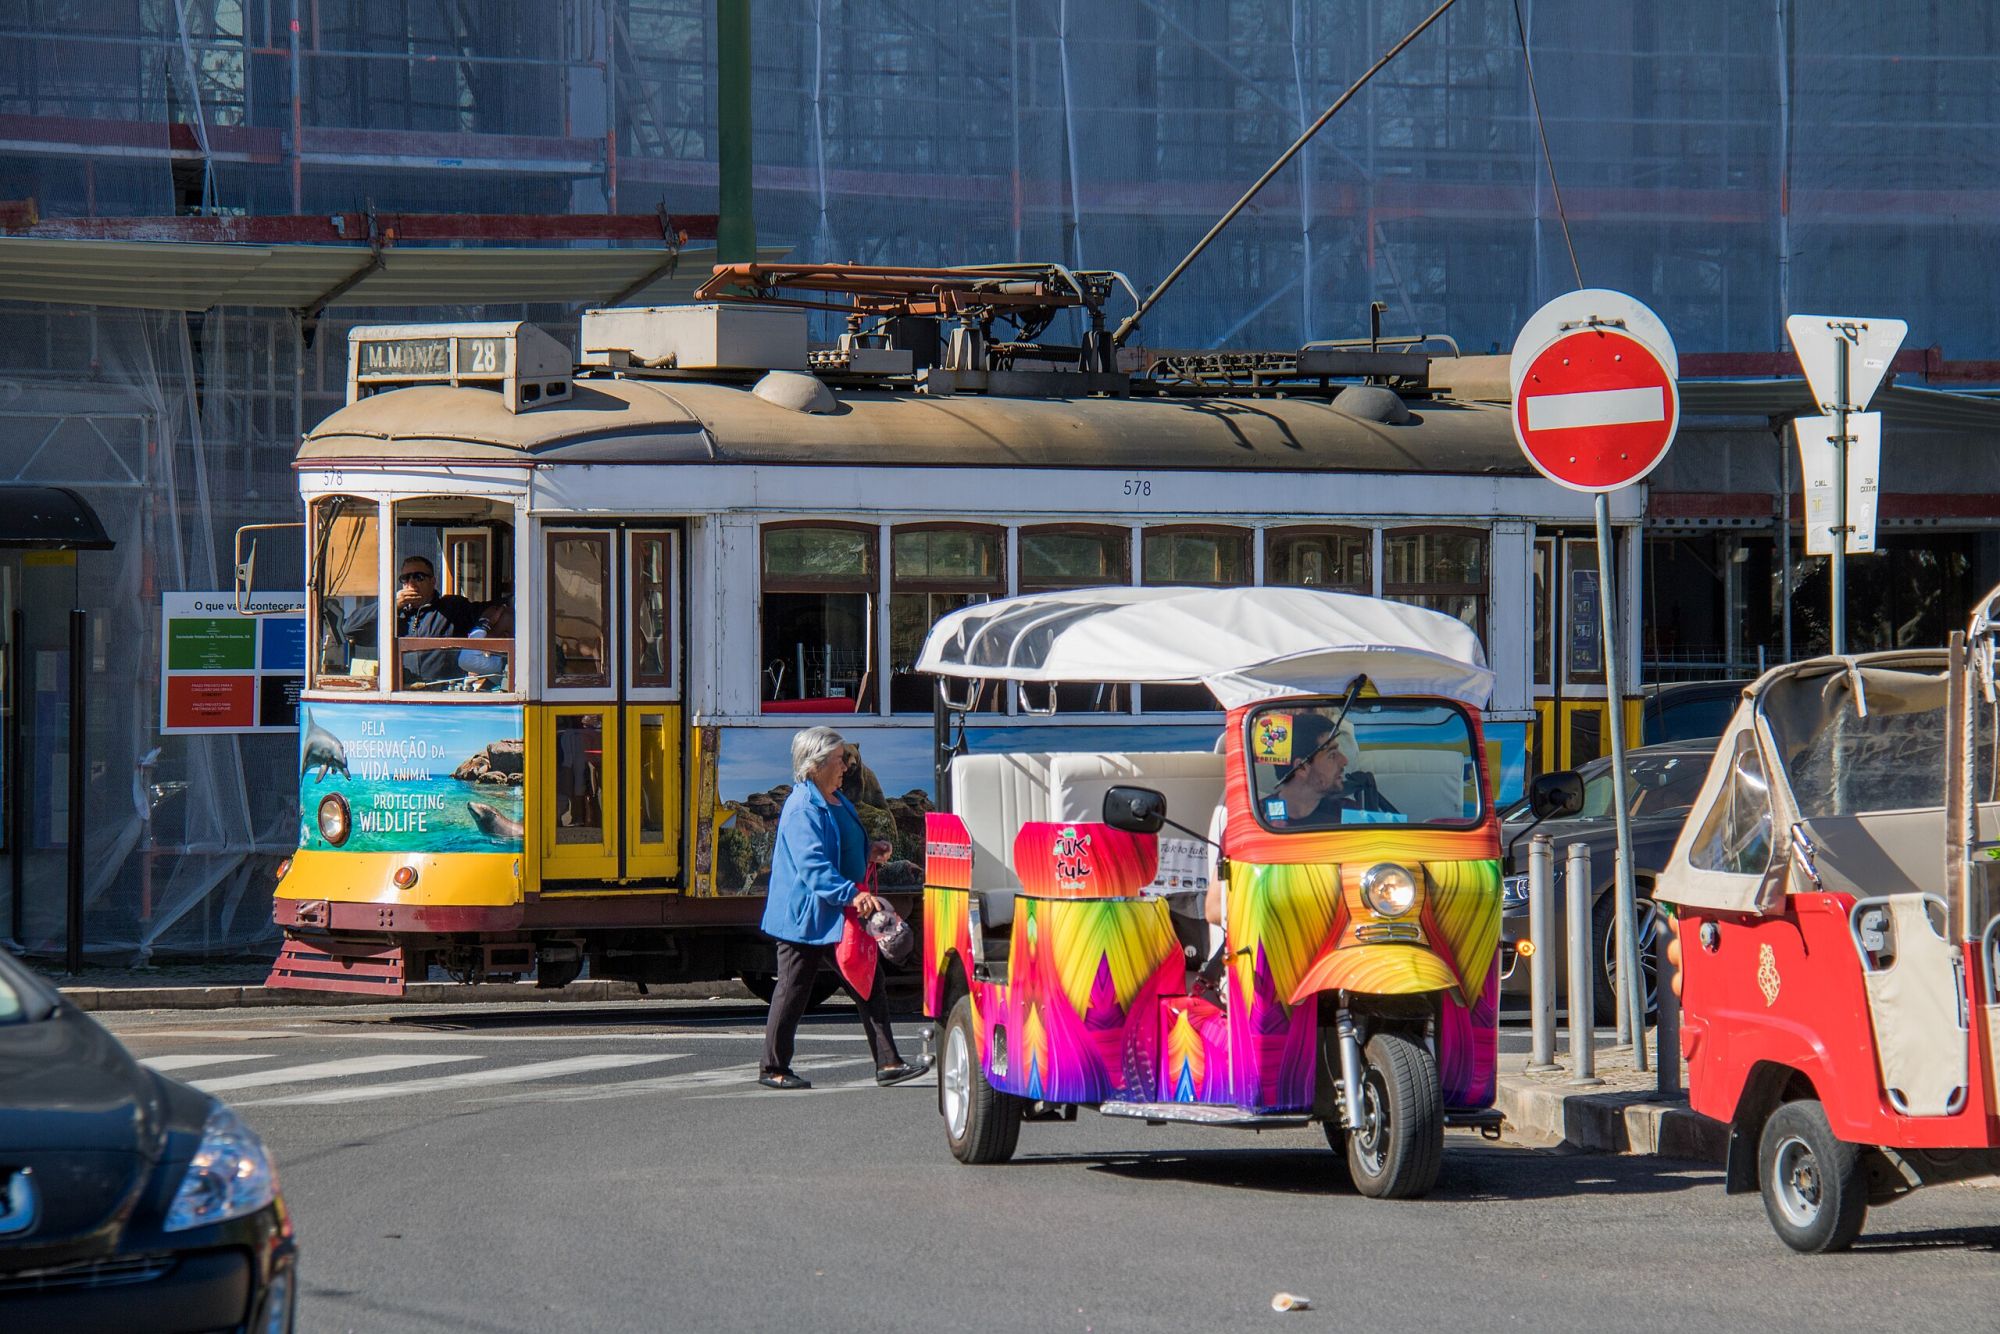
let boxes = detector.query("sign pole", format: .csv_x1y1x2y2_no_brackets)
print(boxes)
1831,329,1850,655
1594,492,1646,1071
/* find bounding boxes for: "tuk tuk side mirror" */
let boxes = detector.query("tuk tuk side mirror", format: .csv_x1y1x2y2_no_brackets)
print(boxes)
1529,771,1585,821
1103,785,1166,835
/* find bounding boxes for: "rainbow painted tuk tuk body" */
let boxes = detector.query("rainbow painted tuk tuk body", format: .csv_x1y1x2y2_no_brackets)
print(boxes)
922,707,1501,1116
915,587,1504,1196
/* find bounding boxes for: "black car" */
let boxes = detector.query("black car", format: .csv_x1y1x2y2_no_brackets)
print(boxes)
1498,739,1718,1016
0,951,295,1333
1640,679,1750,746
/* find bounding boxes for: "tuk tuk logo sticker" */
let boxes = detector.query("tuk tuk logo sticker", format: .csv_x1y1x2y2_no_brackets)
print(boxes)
1052,826,1095,892
1253,713,1293,764
1757,943,1781,1007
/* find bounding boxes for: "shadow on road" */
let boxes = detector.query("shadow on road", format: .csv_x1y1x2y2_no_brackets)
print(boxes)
320,1002,776,1032
1020,1140,1718,1202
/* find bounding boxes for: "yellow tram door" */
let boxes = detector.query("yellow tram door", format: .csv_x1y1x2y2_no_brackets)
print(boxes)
536,526,683,886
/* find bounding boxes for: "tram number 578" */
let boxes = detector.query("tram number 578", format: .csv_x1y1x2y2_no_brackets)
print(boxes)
1122,478,1153,498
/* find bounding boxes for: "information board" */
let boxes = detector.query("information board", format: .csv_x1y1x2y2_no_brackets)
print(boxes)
161,592,305,734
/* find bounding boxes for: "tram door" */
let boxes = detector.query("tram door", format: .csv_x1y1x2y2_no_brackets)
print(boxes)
1531,530,1629,772
537,525,683,886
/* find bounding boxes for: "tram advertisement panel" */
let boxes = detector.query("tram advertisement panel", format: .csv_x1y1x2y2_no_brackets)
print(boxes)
299,701,526,854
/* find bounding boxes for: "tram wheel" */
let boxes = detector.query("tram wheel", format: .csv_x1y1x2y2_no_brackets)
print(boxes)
940,995,1021,1165
1758,1099,1867,1253
1343,1032,1443,1200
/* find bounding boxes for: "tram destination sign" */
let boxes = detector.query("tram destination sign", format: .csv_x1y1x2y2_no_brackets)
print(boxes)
355,335,509,381
1509,290,1681,494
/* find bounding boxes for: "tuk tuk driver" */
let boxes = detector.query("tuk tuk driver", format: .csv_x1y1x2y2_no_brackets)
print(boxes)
1267,710,1397,827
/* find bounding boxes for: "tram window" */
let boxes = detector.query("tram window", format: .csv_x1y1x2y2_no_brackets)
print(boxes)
1019,524,1131,712
1142,526,1248,587
889,525,1002,713
761,523,876,713
1266,526,1370,591
548,533,611,690
1019,525,1130,590
1532,538,1553,687
394,497,515,693
1140,527,1246,711
631,532,675,692
309,496,380,690
554,713,606,843
1383,527,1488,644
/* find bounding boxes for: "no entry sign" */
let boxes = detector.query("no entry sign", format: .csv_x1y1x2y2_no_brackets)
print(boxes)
1509,292,1680,494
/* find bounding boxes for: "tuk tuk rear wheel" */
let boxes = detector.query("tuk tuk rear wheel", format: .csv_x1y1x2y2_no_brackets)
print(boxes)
1343,1032,1443,1199
1758,1100,1867,1253
941,995,1021,1165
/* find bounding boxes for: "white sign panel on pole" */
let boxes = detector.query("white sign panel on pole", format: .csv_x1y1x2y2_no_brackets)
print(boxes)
1794,412,1882,556
1784,314,1907,411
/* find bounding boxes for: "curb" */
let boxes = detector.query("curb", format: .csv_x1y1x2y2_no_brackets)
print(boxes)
61,978,756,1013
1496,1072,1726,1162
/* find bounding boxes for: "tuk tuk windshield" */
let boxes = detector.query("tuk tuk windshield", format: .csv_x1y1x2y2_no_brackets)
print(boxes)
1761,664,1995,818
1246,699,1480,831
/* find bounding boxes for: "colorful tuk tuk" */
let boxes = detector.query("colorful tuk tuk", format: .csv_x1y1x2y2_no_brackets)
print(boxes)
1655,589,2000,1251
913,586,1503,1198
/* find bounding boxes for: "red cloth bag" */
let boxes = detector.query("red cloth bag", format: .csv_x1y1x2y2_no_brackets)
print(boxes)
834,868,879,1000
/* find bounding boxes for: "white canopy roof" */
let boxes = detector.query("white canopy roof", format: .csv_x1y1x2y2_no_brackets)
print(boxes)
915,586,1493,710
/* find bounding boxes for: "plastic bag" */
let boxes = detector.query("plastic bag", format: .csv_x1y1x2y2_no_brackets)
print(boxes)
865,906,915,965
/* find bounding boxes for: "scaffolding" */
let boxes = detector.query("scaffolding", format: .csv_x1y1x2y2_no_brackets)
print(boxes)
1,1,1998,958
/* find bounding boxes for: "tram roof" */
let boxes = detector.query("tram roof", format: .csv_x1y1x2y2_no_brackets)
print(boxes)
297,376,1532,475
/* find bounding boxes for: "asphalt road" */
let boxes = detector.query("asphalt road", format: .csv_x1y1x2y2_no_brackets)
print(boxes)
101,999,1998,1334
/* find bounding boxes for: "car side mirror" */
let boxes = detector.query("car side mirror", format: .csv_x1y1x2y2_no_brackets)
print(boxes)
1102,785,1166,835
1529,771,1585,820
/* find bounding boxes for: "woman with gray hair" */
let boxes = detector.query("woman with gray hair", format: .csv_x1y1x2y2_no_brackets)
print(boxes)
758,726,924,1090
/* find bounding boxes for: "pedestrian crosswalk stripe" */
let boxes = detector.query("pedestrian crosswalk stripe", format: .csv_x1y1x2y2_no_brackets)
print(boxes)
142,1053,280,1074
191,1054,479,1093
240,1054,688,1106
488,1056,869,1104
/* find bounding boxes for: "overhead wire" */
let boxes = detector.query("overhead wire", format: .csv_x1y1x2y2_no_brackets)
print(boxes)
1513,0,1584,289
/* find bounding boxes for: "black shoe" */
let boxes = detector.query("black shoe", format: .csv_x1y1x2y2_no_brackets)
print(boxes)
758,1071,812,1090
874,1058,930,1087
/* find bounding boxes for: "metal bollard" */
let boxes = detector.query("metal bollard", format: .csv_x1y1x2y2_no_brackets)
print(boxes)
1565,841,1601,1085
1526,834,1558,1071
1655,911,1682,1096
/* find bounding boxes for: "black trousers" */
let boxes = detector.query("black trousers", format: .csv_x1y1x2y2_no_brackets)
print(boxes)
762,938,901,1077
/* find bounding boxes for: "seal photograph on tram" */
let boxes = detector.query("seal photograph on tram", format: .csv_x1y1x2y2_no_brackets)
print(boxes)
467,800,525,843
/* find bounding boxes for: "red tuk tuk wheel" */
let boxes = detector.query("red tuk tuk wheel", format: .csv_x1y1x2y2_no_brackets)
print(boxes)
1757,1100,1867,1253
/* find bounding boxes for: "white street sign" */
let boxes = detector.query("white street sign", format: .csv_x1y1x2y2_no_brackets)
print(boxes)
1795,411,1882,555
1785,314,1907,412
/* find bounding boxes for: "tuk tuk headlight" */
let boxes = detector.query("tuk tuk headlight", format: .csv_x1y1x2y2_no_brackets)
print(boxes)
1361,863,1419,918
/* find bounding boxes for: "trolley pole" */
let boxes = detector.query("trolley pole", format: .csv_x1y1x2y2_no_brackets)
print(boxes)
1593,493,1647,1072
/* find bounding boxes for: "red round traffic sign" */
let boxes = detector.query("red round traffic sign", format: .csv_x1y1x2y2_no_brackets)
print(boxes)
1511,326,1679,493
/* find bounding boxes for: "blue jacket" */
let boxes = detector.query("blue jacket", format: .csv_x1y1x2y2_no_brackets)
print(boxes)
761,782,868,945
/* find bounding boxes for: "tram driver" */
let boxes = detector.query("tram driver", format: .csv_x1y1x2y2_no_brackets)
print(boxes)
396,555,478,687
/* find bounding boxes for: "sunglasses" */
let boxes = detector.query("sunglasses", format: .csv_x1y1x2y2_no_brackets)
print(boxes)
399,571,434,584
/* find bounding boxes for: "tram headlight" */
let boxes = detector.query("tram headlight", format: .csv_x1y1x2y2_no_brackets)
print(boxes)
317,793,351,847
1360,863,1419,918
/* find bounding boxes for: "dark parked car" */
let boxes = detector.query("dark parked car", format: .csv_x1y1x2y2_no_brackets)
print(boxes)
1640,679,1750,746
0,951,295,1333
1498,739,1718,1015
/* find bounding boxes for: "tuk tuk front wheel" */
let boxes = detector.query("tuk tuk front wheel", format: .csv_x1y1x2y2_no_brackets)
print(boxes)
1758,1100,1867,1253
1343,1032,1443,1199
941,995,1022,1165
